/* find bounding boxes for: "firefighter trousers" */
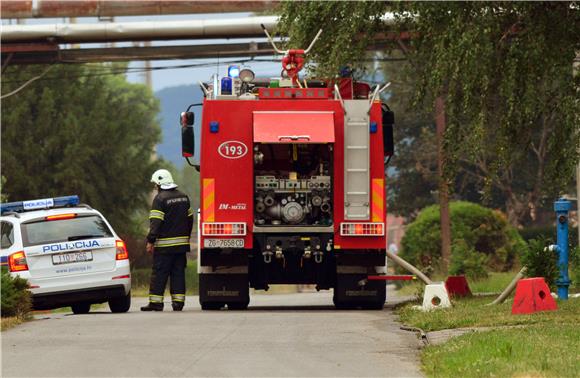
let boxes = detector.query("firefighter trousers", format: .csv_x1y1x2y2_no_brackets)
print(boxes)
148,251,187,305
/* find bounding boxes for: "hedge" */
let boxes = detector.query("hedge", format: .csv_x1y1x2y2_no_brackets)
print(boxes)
400,201,526,277
1,269,31,318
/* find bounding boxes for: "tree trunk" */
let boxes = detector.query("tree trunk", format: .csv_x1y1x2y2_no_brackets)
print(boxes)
435,96,451,275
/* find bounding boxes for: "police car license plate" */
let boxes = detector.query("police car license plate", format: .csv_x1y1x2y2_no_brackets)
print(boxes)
52,251,93,265
203,239,244,249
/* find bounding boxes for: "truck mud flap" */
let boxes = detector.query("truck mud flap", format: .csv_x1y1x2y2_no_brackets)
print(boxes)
333,274,386,310
199,273,250,310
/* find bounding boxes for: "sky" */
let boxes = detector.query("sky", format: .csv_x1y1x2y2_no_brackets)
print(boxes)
3,12,281,92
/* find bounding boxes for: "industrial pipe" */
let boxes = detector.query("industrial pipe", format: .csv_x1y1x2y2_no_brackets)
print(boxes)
486,266,527,305
1,16,280,44
1,1,279,19
386,250,432,285
1,14,397,45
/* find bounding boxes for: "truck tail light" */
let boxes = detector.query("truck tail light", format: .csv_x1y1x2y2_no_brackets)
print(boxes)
340,222,385,236
8,251,28,272
202,222,246,236
115,240,129,260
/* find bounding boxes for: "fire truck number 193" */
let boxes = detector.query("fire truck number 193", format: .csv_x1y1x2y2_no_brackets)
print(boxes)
218,141,248,159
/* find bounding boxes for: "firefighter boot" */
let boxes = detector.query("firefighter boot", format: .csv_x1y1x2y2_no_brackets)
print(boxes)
140,303,163,311
172,302,184,311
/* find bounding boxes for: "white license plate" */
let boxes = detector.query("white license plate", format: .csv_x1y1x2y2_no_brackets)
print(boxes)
52,251,93,265
203,239,245,249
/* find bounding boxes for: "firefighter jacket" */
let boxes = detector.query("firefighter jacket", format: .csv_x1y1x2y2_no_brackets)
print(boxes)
147,188,194,253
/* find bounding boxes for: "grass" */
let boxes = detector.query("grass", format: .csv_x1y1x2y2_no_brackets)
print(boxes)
422,323,580,378
1,316,26,331
398,295,579,332
130,263,199,297
394,271,519,298
396,293,580,377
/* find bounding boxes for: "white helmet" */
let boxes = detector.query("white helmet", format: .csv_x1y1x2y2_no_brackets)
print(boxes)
151,169,177,190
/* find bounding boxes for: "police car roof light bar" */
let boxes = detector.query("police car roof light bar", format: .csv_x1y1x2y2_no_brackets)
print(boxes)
0,195,80,214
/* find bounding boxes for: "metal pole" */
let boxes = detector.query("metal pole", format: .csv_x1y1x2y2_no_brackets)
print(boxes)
554,198,571,300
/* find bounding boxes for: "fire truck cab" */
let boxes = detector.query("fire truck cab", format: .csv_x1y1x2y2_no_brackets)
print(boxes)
181,60,394,310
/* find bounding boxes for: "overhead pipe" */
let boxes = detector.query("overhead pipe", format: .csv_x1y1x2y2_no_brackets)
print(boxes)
1,14,397,45
1,16,280,44
1,0,280,19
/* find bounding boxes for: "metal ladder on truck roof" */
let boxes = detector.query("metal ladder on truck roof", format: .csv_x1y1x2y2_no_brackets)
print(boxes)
343,100,371,220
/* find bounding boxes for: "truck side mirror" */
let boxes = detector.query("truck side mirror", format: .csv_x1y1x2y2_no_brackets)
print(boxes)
181,111,194,126
382,105,394,156
180,112,195,157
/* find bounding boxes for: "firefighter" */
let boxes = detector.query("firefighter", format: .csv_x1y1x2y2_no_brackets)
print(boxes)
141,169,194,312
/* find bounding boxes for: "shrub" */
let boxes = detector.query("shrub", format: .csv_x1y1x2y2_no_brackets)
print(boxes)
521,237,559,290
570,246,580,289
449,240,489,280
400,201,526,276
1,270,31,318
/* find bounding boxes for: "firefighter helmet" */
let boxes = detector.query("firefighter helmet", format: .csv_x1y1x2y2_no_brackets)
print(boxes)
151,169,177,190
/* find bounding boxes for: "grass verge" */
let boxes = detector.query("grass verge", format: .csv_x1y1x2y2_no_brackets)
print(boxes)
1,316,25,331
398,295,579,332
397,296,580,377
394,271,518,298
422,323,579,377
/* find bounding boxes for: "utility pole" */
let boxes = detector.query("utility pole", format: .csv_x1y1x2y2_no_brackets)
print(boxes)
435,96,451,275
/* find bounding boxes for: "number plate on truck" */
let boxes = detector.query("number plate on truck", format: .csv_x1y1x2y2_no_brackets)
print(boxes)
203,239,245,249
52,251,93,265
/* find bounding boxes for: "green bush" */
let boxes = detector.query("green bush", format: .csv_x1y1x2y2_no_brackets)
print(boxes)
521,237,559,290
570,246,580,289
1,270,31,318
400,201,526,276
449,240,489,280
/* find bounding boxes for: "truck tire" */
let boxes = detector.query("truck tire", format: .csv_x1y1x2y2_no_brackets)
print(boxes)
227,301,249,310
71,302,91,314
199,273,250,310
333,274,386,310
201,302,224,310
109,291,131,313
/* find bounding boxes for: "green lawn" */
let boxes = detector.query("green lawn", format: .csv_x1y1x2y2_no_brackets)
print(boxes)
394,271,518,298
397,295,580,377
422,323,580,378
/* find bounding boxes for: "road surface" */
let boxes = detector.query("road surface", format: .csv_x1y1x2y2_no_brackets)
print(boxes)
2,292,422,377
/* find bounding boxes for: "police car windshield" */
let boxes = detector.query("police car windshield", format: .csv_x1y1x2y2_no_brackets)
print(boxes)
21,215,113,247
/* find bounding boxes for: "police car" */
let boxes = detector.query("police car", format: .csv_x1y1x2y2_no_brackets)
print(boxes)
0,195,131,314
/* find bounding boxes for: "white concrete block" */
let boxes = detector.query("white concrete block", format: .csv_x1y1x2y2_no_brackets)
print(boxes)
422,282,452,311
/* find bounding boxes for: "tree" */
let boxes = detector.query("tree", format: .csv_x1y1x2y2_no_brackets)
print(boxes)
1,64,161,236
394,3,580,227
279,2,579,272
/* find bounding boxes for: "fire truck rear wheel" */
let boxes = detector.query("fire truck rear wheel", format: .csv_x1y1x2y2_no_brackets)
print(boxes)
201,302,224,310
227,301,249,310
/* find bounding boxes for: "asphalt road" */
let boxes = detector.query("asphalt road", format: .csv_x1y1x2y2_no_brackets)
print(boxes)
2,292,422,377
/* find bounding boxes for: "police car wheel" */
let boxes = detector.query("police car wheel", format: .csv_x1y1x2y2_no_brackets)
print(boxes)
71,302,91,314
109,291,131,313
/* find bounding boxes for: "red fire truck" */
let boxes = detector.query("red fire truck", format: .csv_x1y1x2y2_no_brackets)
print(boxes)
180,29,394,310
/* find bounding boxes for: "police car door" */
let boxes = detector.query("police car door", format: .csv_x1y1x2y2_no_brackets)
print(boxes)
20,213,117,279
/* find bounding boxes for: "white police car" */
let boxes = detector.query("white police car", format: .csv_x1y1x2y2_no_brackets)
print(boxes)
0,195,131,314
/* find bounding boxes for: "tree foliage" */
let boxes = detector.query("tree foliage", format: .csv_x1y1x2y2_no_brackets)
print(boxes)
279,2,580,226
1,64,161,236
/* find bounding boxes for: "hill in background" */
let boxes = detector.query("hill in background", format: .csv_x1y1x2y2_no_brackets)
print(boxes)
155,85,203,167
